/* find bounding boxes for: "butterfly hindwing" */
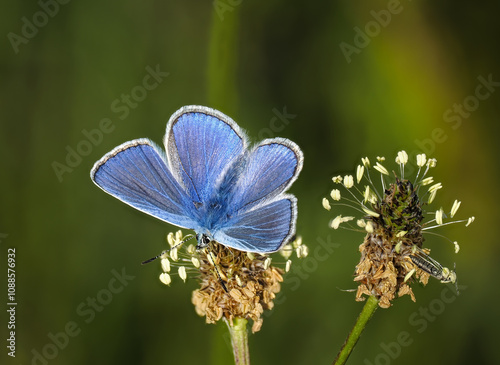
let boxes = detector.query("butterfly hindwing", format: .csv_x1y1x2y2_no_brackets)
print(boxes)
214,195,297,253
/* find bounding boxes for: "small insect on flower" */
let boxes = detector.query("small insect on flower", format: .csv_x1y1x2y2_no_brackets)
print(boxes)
323,151,474,308
409,246,457,284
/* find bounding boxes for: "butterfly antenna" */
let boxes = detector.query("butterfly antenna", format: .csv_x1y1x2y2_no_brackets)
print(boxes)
141,234,195,265
206,248,228,293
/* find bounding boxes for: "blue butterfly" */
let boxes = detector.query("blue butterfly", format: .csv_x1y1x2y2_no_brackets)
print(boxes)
90,105,303,253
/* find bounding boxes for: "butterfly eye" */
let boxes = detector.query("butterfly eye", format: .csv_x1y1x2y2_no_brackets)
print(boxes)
196,233,212,249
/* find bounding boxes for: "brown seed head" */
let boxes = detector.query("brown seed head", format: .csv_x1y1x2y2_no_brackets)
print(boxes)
354,180,430,308
191,242,284,333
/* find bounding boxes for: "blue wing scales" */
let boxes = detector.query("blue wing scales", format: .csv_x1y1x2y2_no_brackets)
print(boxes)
228,138,303,212
164,106,247,204
91,106,303,255
214,196,297,253
90,139,197,229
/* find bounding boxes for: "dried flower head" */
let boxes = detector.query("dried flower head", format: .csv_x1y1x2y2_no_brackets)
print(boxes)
323,151,474,308
156,230,307,332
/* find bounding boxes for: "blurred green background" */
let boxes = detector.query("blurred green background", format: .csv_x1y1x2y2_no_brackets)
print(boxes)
1,1,498,364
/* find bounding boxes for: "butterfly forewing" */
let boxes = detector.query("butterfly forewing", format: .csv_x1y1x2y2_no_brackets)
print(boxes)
164,106,247,204
91,139,196,229
228,138,303,212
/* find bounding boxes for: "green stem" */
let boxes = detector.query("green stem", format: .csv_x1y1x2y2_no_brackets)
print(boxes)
333,296,379,365
207,1,241,115
225,317,250,365
208,4,245,364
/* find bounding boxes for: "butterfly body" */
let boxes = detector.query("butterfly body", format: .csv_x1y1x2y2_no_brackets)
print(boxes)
91,105,303,254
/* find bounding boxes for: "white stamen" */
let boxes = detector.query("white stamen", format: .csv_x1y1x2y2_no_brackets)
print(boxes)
428,190,437,204
396,150,408,165
167,232,175,247
356,165,365,183
175,230,183,243
330,216,342,230
191,257,200,268
159,273,171,286
436,208,444,225
344,175,354,188
294,236,303,247
466,216,475,227
416,154,427,167
330,215,355,229
299,245,309,258
330,189,341,201
421,177,434,186
404,269,416,283
187,244,196,255
161,258,171,272
178,266,187,282
363,186,370,202
322,198,331,211
279,244,293,260
332,175,343,184
451,200,461,218
170,247,179,261
428,182,443,193
285,260,292,273
365,221,374,233
362,157,371,167
363,186,376,204
373,162,389,175
362,207,380,217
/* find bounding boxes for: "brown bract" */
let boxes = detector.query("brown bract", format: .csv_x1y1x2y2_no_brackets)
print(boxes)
354,231,430,308
191,242,283,333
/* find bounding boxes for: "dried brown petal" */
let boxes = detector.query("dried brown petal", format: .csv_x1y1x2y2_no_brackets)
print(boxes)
190,242,285,332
